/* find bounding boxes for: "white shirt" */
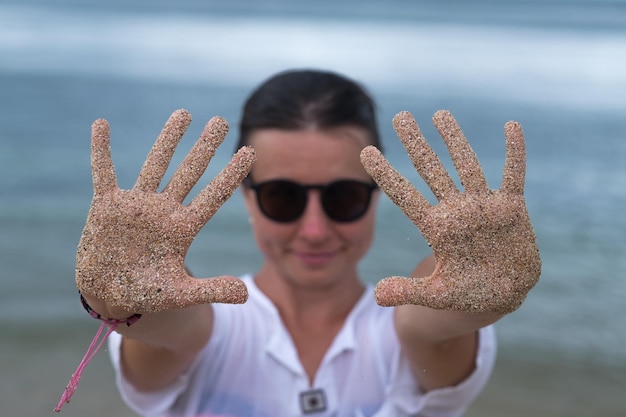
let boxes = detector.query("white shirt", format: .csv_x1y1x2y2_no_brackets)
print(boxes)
109,275,496,417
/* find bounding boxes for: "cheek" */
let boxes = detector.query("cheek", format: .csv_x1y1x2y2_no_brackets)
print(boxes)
344,210,377,256
250,218,293,259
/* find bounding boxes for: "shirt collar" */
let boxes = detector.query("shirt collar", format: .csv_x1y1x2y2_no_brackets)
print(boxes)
244,275,373,374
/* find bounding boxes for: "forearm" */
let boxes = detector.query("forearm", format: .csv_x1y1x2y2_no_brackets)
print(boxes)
119,304,213,391
396,304,500,343
394,304,499,391
83,293,213,391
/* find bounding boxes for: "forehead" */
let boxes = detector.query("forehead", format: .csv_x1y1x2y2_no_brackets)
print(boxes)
247,126,372,182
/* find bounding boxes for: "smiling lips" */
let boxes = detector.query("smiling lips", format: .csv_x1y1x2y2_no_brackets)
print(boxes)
294,250,338,266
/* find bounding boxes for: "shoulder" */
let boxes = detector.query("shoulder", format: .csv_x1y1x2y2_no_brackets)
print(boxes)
209,274,279,342
345,285,400,357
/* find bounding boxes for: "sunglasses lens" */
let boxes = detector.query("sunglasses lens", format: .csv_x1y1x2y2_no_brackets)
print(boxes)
251,179,375,223
323,181,373,222
256,180,307,222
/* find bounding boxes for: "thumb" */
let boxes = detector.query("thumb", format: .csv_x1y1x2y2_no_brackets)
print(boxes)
374,276,448,309
158,276,248,311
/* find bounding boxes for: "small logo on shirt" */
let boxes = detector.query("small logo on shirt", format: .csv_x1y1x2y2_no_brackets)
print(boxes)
299,388,327,414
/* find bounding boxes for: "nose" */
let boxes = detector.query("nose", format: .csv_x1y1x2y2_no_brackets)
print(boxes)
297,191,332,241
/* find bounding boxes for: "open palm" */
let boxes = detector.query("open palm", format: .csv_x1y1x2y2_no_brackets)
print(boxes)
361,110,541,314
76,110,255,313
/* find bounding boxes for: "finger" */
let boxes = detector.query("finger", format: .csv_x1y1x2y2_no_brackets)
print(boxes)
432,110,489,193
393,111,457,200
91,119,118,195
185,145,256,229
374,276,452,309
360,145,430,226
163,116,229,202
501,121,526,195
131,276,249,312
134,109,192,192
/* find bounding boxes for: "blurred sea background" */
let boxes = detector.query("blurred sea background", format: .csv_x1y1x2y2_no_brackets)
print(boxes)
1,0,625,416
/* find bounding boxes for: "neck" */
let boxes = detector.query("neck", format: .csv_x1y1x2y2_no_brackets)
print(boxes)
254,263,365,326
254,264,365,384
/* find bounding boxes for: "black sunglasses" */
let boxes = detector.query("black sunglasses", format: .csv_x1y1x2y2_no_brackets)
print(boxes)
244,178,378,223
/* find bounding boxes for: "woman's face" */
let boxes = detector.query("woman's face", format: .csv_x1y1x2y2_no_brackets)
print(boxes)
244,126,379,289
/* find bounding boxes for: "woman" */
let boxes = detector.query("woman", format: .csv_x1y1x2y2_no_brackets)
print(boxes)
62,69,541,416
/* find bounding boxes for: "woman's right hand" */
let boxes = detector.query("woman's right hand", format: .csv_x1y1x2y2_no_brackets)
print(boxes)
76,109,255,314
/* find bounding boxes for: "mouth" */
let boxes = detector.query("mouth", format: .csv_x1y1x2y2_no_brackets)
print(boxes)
294,251,337,267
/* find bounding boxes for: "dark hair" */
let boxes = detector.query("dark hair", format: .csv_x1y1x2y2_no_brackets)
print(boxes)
236,69,382,152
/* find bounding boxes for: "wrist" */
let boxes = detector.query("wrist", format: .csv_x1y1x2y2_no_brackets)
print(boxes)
395,304,499,344
79,292,142,326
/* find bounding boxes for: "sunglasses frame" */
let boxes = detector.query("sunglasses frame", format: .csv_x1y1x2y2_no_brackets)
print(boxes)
243,177,378,223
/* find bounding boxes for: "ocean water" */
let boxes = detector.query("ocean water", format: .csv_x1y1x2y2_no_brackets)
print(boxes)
1,0,625,416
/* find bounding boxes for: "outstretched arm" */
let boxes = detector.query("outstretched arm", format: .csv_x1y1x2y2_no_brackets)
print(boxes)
361,110,541,390
78,110,255,390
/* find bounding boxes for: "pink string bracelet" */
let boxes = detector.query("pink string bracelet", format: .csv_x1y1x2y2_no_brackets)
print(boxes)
54,293,142,413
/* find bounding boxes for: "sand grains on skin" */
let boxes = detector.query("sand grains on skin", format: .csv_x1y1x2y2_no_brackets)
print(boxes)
77,110,255,313
360,110,541,314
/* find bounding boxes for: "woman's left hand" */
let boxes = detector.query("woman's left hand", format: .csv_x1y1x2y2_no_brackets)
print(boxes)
360,110,541,315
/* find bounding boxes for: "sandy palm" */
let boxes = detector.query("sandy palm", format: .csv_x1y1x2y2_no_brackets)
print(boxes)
361,110,541,314
76,110,255,313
